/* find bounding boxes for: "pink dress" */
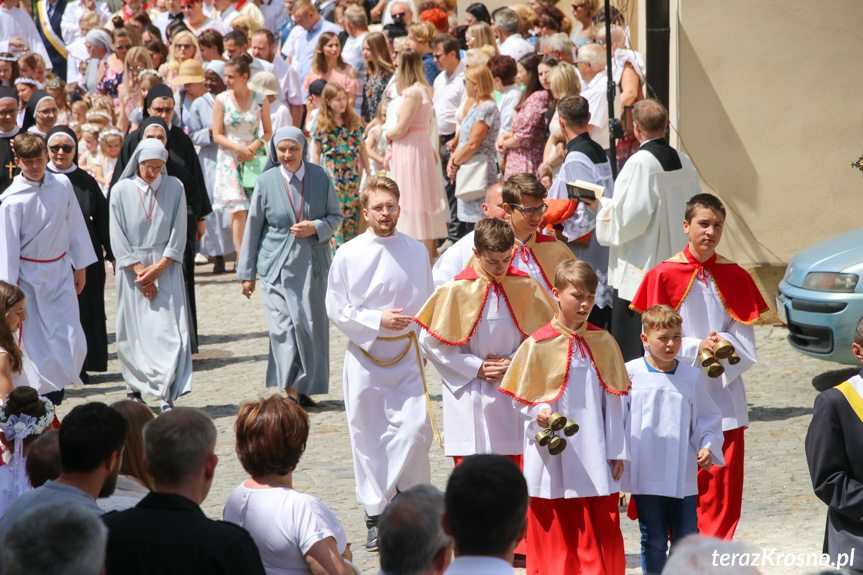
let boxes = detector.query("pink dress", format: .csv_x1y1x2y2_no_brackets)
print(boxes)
503,89,549,179
302,66,361,97
390,85,448,241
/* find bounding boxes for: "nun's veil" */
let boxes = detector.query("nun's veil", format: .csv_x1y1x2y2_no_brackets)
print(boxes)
264,126,308,173
117,138,170,182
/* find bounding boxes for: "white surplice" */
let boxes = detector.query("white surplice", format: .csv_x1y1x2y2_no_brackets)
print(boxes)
420,287,524,457
60,0,111,45
0,172,97,392
549,146,615,309
595,149,700,301
519,351,629,500
326,230,434,516
431,230,474,289
675,278,757,431
622,358,724,499
511,235,555,297
0,7,53,70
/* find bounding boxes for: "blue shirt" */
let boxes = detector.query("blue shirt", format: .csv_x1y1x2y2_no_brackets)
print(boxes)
644,357,678,374
423,52,440,85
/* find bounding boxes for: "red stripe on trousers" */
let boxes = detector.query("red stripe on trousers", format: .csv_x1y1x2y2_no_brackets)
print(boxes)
526,494,625,575
697,426,744,540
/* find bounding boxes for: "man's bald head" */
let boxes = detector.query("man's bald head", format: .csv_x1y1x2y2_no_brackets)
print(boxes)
482,182,508,221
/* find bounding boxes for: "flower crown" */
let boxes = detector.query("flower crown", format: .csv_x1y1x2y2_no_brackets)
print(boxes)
14,77,40,87
86,110,114,122
0,397,55,441
0,55,18,63
139,69,164,80
99,128,124,142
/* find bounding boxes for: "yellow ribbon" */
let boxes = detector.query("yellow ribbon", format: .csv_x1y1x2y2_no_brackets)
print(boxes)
359,332,443,447
836,381,863,424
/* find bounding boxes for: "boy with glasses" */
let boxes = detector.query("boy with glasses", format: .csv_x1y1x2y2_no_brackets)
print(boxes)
0,132,97,401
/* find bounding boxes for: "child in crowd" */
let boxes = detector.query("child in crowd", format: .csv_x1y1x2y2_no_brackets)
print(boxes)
0,54,20,88
14,78,38,125
416,218,555,465
17,54,50,87
85,109,112,129
304,78,326,137
500,259,629,575
630,193,767,540
70,99,90,127
311,82,369,248
93,128,124,195
624,304,724,575
0,282,39,400
67,10,101,87
249,72,290,131
468,173,574,297
44,79,71,126
79,123,101,176
364,99,389,177
92,95,116,122
130,70,164,131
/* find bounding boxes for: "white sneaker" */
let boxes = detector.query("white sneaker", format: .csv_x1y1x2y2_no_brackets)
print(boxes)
194,253,208,265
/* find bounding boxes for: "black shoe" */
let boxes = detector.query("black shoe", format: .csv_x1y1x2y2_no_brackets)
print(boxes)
298,394,316,408
212,256,226,274
80,371,90,384
127,391,146,404
364,513,380,552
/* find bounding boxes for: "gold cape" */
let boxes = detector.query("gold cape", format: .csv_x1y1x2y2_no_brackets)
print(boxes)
499,317,631,405
414,262,556,345
465,231,576,291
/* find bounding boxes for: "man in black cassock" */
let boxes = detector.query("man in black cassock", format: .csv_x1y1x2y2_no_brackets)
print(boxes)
805,316,863,573
0,87,20,196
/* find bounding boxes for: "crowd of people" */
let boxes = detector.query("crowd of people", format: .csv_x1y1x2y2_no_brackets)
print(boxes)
0,0,858,574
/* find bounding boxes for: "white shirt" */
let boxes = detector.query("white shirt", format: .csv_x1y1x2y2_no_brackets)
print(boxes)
0,7,53,70
432,230,474,288
152,10,185,37
623,358,724,498
268,99,291,130
223,484,348,575
61,0,111,45
213,0,265,28
444,556,515,575
432,60,466,136
270,55,302,105
497,84,521,136
498,33,532,62
581,70,609,149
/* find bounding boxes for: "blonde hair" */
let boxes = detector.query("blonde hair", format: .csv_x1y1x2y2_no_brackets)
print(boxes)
122,46,153,93
467,22,498,55
553,259,598,293
18,53,46,72
574,0,600,19
137,71,163,108
316,82,361,132
363,32,394,77
407,21,436,44
98,128,123,155
311,31,346,75
167,30,200,75
93,95,117,123
231,14,259,35
78,9,100,29
396,49,430,91
641,304,683,333
510,4,535,35
360,175,400,208
465,47,494,68
464,65,494,99
548,62,580,100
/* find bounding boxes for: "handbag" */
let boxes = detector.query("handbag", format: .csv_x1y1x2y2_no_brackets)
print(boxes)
240,150,268,188
454,153,488,202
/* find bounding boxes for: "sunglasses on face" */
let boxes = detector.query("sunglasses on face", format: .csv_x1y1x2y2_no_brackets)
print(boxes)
115,44,132,50
150,106,174,115
175,43,193,50
49,144,75,153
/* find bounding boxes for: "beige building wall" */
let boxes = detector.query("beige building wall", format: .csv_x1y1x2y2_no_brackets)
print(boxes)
671,0,863,269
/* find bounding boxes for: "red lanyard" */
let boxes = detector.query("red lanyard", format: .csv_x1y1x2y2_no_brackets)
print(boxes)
137,185,157,227
283,173,304,222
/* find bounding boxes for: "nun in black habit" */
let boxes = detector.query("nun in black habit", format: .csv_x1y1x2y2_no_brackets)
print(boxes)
45,125,113,378
110,85,213,352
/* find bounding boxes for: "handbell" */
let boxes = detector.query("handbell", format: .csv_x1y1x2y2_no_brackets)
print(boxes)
548,412,567,432
698,349,718,367
547,435,567,455
706,362,725,378
727,351,741,365
535,429,552,446
713,340,736,360
563,419,579,437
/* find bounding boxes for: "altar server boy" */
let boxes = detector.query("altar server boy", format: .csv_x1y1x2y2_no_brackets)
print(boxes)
499,260,629,575
416,218,556,464
624,304,724,575
630,193,768,540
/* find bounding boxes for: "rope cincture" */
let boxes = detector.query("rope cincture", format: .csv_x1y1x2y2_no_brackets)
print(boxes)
359,332,443,448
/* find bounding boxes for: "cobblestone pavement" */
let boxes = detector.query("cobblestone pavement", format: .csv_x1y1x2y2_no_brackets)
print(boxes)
61,265,848,574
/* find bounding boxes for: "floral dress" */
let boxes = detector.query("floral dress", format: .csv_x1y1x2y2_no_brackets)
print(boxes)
362,71,392,123
503,89,549,179
213,91,263,213
312,121,364,248
457,101,500,223
99,66,123,100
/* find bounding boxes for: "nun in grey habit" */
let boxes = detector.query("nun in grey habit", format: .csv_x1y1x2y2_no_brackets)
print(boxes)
109,139,192,411
237,126,343,401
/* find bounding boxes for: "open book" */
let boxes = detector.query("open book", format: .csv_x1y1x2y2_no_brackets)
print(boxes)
565,180,605,202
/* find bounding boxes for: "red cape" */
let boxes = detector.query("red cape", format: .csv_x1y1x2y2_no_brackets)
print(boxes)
630,245,768,325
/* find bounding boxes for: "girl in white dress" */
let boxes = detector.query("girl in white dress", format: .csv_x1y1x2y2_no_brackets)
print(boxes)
212,56,273,262
0,282,39,401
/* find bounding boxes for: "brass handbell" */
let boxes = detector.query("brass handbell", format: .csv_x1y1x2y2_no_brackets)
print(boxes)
727,351,741,365
548,412,567,432
535,429,552,446
713,340,735,360
547,435,567,455
698,349,718,367
563,419,579,437
706,362,725,378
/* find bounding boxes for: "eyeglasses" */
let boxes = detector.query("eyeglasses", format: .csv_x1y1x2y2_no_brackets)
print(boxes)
391,11,406,18
175,43,193,50
129,65,146,72
36,108,59,116
150,106,174,115
115,44,132,50
49,144,75,153
575,60,588,66
0,110,16,117
432,53,444,60
368,204,400,214
510,203,549,217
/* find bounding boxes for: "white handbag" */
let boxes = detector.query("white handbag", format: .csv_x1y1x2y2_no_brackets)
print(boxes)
454,154,489,201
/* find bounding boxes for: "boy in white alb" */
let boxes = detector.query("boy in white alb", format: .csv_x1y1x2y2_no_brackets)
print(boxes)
630,193,767,540
624,304,724,575
499,260,629,575
416,218,555,464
